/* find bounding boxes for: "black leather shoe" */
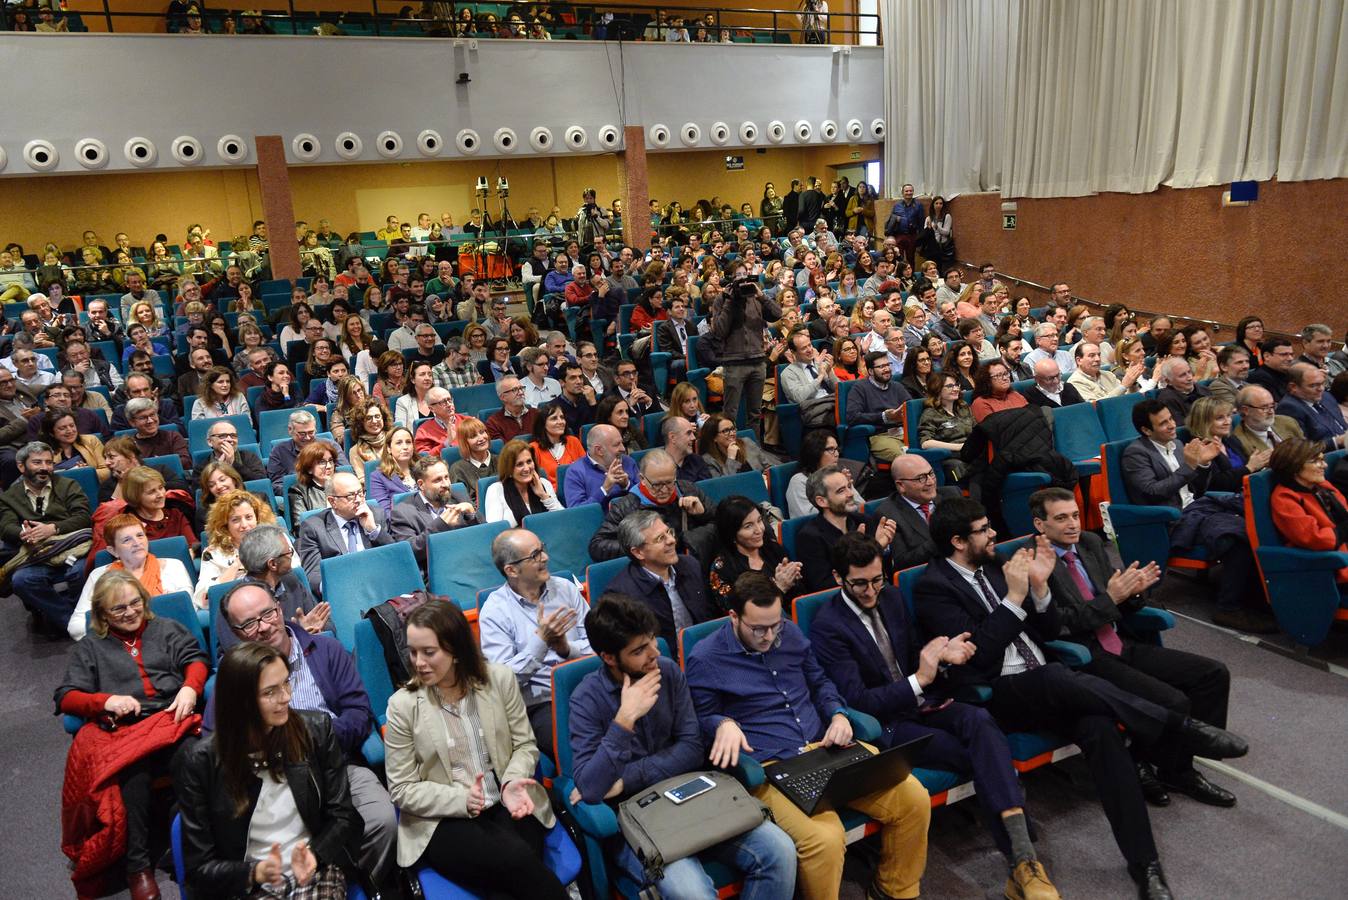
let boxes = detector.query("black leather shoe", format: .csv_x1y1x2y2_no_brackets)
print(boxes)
1127,860,1173,900
1136,762,1170,806
1162,768,1237,807
1176,717,1249,760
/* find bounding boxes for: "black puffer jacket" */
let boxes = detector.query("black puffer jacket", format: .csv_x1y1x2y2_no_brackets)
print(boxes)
962,407,1078,525
175,710,362,899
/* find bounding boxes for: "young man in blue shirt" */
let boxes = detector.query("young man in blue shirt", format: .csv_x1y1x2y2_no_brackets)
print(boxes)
569,593,796,899
685,572,930,900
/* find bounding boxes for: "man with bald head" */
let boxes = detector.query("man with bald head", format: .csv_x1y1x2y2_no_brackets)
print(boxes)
1276,362,1347,451
1069,342,1136,402
295,470,394,597
412,386,459,456
485,375,539,442
1228,384,1303,462
564,423,638,509
480,527,592,750
661,414,711,482
589,449,714,562
1024,357,1085,409
875,453,964,570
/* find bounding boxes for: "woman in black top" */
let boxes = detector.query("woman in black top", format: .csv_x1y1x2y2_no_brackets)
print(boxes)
706,495,803,609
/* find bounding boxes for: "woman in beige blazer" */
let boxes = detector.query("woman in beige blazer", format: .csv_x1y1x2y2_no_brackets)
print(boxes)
384,601,568,900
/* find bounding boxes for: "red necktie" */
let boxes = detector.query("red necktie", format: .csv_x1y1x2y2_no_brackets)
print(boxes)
918,502,931,522
1063,550,1122,655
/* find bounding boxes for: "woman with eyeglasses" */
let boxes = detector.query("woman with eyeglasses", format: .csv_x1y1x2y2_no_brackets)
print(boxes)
482,440,562,526
1268,437,1348,588
786,429,863,519
195,490,293,609
348,399,394,485
176,640,361,900
1187,397,1270,486
288,440,340,527
57,570,207,900
970,360,1028,423
698,413,766,477
918,371,974,482
707,495,802,610
69,515,196,641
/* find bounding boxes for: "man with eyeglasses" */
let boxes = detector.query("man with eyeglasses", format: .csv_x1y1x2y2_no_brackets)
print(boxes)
575,341,615,396
1276,362,1347,451
660,415,712,482
221,525,329,656
204,420,265,481
588,450,714,563
485,376,539,443
845,350,913,463
520,347,562,409
61,338,123,392
1023,358,1085,410
1022,323,1076,376
810,533,1060,900
1247,336,1296,402
686,570,931,900
124,396,192,472
875,454,963,570
1230,384,1304,461
480,528,591,750
796,465,898,592
388,456,474,571
266,410,348,491
297,470,394,597
0,441,93,635
207,580,398,897
7,348,57,395
604,508,715,651
111,372,182,431
430,336,480,390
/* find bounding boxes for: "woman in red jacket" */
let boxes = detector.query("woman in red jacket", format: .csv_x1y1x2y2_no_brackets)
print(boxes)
1268,437,1348,585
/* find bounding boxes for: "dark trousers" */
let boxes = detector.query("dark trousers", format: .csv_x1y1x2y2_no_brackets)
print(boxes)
1084,641,1230,775
721,362,765,438
416,804,567,900
987,663,1162,866
891,701,1024,856
528,702,555,763
0,540,84,631
119,742,189,870
1213,534,1263,611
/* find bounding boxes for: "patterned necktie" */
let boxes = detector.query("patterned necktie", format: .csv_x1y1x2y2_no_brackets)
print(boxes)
972,568,1041,670
864,606,903,682
1063,551,1122,655
345,520,360,554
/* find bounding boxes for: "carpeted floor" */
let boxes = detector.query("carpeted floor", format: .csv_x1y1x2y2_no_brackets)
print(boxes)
6,575,1347,899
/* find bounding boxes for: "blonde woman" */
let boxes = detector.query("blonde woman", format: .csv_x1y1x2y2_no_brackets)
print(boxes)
194,489,295,608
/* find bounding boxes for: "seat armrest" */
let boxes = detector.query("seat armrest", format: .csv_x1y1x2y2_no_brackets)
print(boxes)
557,776,619,838
728,756,767,790
1126,607,1175,632
1256,546,1348,573
361,731,385,767
843,707,882,742
1107,504,1181,526
1043,639,1091,667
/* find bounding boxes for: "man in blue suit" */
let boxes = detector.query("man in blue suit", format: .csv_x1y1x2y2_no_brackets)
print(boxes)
1277,363,1347,452
809,532,1060,900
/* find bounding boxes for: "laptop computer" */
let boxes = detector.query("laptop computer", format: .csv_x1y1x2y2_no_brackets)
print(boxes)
766,734,933,816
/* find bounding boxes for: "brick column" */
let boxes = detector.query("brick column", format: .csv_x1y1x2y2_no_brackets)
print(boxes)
617,126,651,250
254,135,301,283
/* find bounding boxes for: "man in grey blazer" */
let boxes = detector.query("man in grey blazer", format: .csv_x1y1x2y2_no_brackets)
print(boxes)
296,470,394,597
873,454,962,571
780,328,838,428
1227,385,1303,462
388,456,477,574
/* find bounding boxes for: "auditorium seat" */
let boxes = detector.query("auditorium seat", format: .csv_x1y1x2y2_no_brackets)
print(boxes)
522,504,604,584
426,520,510,611
186,414,256,455
698,470,769,505
320,541,424,650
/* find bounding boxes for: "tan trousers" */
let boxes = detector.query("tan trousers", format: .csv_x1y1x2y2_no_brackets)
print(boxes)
868,433,907,463
752,749,930,900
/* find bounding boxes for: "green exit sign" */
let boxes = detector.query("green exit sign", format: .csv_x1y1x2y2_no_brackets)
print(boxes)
849,150,862,160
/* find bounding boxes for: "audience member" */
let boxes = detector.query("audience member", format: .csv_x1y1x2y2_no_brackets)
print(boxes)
479,527,592,750
385,601,567,900
368,426,417,515
1069,342,1135,401
1228,385,1303,462
1030,487,1239,807
811,532,1060,899
604,508,717,654
296,470,394,596
795,465,896,591
781,328,839,428
1023,359,1084,409
203,418,265,481
706,494,802,609
1206,345,1250,407
661,415,712,482
287,440,341,526
446,417,498,503
70,514,195,640
1154,358,1208,426
1268,437,1348,586
388,456,476,572
589,450,713,562
485,376,539,443
686,571,932,900
266,410,349,490
1022,323,1075,375
1246,337,1295,401
569,592,797,898
1276,363,1347,451
193,488,291,608
844,350,912,462
482,439,563,526
528,402,585,489
874,453,962,570
221,525,327,656
698,413,767,476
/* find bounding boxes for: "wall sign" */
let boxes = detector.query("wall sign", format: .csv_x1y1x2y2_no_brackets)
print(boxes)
724,155,744,171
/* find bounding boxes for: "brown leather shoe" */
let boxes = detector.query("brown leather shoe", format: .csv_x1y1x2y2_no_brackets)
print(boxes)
127,868,161,900
1004,859,1061,900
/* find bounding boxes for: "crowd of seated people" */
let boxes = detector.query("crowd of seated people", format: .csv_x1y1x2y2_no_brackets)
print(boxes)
6,187,1347,900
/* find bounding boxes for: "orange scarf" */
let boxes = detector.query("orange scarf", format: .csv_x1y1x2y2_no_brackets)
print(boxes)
110,553,164,597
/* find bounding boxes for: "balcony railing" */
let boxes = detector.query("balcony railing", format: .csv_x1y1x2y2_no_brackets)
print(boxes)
6,3,881,45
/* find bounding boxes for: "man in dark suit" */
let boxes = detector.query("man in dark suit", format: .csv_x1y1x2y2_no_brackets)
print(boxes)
795,465,897,591
1120,399,1274,632
602,508,716,651
1030,487,1238,808
914,497,1248,900
811,533,1060,900
295,470,394,597
874,454,962,571
1276,363,1347,452
388,456,476,574
1022,358,1085,409
1245,337,1295,402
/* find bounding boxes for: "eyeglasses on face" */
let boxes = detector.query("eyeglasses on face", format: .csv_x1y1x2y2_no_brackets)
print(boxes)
897,471,936,484
744,620,784,639
843,575,887,592
508,543,548,566
106,597,145,617
232,605,280,635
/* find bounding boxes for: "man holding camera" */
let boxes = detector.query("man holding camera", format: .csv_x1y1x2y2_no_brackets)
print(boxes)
577,188,612,246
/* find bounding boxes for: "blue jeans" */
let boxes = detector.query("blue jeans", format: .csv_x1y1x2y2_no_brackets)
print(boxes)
2,543,83,631
616,819,796,900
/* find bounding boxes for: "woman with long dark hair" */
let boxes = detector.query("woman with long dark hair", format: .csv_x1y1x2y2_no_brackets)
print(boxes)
785,429,862,518
482,440,562,525
385,601,566,900
176,639,361,898
707,495,802,608
1235,316,1265,367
